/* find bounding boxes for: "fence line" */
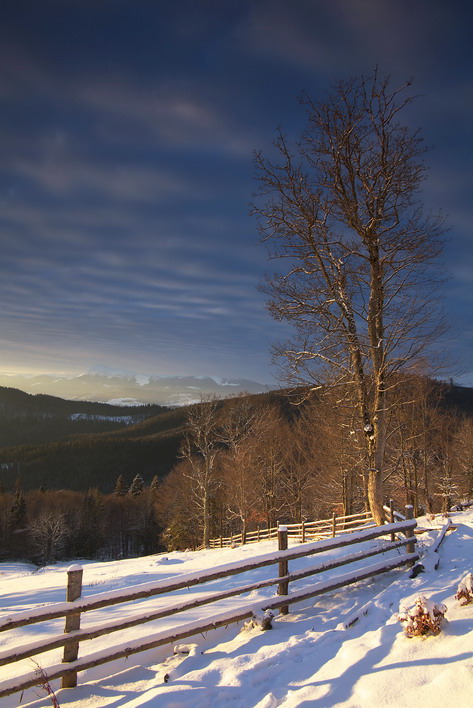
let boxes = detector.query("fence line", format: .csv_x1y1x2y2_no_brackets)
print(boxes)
0,508,417,699
209,510,375,548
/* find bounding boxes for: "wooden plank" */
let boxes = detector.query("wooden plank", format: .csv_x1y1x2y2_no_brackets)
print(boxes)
337,511,373,520
0,551,418,699
0,519,417,632
338,518,375,528
277,527,289,615
0,572,287,667
0,537,412,669
62,567,83,688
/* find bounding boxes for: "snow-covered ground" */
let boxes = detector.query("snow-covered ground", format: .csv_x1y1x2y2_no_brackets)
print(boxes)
1,510,472,707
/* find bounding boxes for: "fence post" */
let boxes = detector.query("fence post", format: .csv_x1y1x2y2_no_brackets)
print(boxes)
389,499,395,542
332,512,337,537
257,525,260,542
62,565,83,688
277,525,289,615
301,521,306,543
404,505,416,567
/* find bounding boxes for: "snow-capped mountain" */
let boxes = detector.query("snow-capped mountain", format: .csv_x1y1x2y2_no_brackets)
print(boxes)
0,369,270,406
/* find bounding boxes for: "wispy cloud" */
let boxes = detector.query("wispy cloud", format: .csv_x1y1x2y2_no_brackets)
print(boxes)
76,79,256,156
0,1,470,384
243,0,460,82
14,157,200,203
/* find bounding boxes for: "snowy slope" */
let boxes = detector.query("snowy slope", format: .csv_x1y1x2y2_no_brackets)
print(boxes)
0,510,472,707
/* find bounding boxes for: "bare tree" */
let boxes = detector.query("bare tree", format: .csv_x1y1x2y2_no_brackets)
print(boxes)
279,412,320,523
29,512,69,565
385,375,443,514
251,405,287,529
302,392,366,517
253,72,446,523
154,463,200,550
457,417,473,501
180,398,222,547
219,397,259,541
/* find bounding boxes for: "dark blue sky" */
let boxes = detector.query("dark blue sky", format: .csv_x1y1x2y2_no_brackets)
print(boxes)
1,0,472,386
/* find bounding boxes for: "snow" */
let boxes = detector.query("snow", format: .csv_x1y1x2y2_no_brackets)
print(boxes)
456,572,473,605
69,413,136,422
67,565,83,573
0,510,472,707
134,375,151,386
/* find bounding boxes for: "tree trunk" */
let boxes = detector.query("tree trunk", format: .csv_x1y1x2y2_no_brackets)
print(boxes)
203,493,210,548
368,467,384,525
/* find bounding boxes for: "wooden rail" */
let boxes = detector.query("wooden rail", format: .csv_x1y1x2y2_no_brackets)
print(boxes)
0,510,417,699
209,510,375,548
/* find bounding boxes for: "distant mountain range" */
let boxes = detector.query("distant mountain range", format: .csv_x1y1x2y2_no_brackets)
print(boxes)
0,370,270,406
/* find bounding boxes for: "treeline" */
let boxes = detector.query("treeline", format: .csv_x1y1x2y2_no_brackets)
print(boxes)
0,407,190,492
159,378,473,549
0,474,163,564
1,378,472,562
0,386,167,448
0,385,168,418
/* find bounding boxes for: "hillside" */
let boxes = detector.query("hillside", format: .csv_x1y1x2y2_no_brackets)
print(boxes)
0,386,167,446
0,381,472,493
0,507,471,707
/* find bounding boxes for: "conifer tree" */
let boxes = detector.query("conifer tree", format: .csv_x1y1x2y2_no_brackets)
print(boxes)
75,489,105,557
129,473,145,497
114,473,128,497
9,486,27,531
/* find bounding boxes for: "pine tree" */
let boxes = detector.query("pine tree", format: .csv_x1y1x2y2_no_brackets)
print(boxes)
9,488,27,531
7,480,29,556
129,474,145,497
114,474,128,497
74,489,105,558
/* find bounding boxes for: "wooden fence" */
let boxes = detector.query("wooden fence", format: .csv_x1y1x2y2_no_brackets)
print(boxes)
209,510,376,548
0,507,418,700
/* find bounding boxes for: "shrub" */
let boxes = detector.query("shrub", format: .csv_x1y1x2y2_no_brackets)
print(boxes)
241,610,274,632
455,572,473,606
31,660,60,707
398,595,447,637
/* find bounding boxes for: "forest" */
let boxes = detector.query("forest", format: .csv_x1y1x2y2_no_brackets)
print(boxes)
1,377,472,564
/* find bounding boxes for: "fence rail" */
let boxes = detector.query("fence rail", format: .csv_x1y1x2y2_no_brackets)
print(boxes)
209,510,375,548
0,506,417,699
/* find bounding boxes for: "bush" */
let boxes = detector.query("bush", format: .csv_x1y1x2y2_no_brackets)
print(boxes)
398,595,447,637
455,572,473,606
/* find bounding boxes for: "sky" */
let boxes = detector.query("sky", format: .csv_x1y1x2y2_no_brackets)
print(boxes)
1,0,472,387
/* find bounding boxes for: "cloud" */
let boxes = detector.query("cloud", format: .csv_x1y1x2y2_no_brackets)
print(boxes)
242,0,458,82
244,1,348,75
14,157,200,203
73,78,255,156
0,38,257,162
0,42,54,98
